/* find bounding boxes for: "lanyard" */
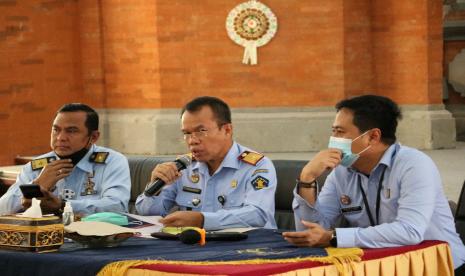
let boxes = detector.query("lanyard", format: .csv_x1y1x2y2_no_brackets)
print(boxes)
358,166,387,227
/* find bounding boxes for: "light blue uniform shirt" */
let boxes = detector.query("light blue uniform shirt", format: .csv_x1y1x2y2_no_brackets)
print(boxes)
293,143,465,268
0,144,131,215
136,142,277,230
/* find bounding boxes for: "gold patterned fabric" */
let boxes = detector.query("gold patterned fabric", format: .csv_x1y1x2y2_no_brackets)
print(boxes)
117,243,453,276
0,215,63,252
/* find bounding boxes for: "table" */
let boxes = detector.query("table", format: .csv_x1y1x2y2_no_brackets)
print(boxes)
0,229,454,276
112,241,454,276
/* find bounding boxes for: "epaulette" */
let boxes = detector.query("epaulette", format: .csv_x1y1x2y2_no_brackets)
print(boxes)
238,151,264,166
31,157,57,171
89,152,109,164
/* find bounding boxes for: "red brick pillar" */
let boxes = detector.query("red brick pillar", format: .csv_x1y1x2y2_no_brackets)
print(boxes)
372,0,443,104
99,0,161,109
343,0,374,97
78,0,105,108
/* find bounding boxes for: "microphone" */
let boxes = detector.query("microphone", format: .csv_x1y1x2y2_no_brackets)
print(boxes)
179,229,248,245
144,154,192,196
151,228,248,245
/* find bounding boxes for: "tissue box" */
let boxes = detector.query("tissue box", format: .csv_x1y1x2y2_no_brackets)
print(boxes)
0,215,64,252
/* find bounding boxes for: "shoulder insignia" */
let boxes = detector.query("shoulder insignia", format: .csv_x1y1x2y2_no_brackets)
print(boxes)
89,152,109,164
251,176,269,190
31,157,56,171
238,151,264,166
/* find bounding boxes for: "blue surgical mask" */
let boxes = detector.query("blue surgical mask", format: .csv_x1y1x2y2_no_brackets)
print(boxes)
328,132,371,167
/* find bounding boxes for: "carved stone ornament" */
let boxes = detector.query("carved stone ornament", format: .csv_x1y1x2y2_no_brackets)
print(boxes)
226,0,278,65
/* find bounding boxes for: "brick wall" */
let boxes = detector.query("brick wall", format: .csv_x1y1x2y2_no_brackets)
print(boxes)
93,0,443,108
0,0,445,165
0,0,83,164
96,0,347,108
371,0,442,104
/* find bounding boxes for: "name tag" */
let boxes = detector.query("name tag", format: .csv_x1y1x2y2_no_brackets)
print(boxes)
341,206,363,214
182,186,202,194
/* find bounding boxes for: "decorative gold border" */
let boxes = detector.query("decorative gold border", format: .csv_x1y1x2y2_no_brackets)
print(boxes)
0,224,63,248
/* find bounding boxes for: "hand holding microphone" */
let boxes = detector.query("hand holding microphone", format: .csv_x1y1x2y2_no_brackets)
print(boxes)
144,155,192,196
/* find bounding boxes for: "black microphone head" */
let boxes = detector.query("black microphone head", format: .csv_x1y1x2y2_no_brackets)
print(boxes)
176,154,192,170
179,229,201,244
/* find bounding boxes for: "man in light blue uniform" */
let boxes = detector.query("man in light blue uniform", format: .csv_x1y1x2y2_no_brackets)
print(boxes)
0,103,131,216
136,96,276,230
283,95,465,273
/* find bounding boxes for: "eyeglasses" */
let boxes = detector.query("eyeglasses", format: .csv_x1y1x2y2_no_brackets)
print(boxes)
182,125,224,141
183,129,209,141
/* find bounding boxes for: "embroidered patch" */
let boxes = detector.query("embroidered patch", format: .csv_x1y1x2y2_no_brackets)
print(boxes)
31,157,56,171
251,176,269,190
89,152,109,163
252,169,269,176
182,186,202,194
238,151,264,166
231,179,238,188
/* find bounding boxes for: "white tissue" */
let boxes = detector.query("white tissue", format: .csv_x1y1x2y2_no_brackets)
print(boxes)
20,198,43,218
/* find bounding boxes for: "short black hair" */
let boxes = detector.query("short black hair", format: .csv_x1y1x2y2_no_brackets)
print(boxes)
335,95,402,145
56,103,99,134
181,96,231,126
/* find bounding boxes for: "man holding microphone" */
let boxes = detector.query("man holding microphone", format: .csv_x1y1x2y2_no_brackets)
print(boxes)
136,96,277,231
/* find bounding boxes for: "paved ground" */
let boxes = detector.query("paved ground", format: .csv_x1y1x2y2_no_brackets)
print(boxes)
266,142,465,203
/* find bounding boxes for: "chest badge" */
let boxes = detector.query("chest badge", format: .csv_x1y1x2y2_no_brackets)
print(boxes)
231,179,237,188
81,172,97,196
218,195,226,206
340,195,351,205
384,188,391,199
192,198,201,206
190,173,200,183
62,189,76,200
182,186,202,194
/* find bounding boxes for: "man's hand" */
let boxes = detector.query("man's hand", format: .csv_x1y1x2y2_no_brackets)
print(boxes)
282,220,333,247
21,189,62,214
34,159,74,191
150,162,182,185
159,211,204,228
300,149,342,182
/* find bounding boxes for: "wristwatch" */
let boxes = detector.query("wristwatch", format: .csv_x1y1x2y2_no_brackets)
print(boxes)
296,178,317,189
329,230,338,247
